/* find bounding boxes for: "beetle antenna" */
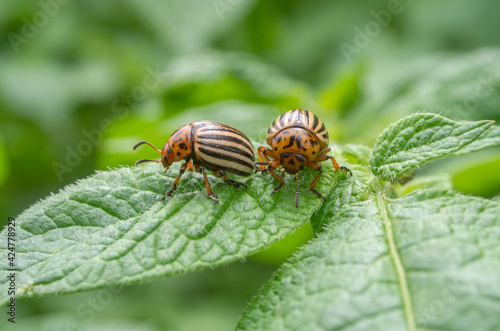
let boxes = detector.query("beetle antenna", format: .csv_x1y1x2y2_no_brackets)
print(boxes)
133,141,162,153
295,173,300,208
135,159,161,165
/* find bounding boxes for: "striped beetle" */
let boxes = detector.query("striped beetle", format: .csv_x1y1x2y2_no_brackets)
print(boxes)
256,109,352,208
134,120,255,203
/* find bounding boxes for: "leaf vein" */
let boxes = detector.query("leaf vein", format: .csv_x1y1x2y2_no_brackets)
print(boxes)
376,190,417,331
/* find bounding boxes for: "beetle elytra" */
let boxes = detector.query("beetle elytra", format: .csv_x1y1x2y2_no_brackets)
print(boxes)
134,120,255,203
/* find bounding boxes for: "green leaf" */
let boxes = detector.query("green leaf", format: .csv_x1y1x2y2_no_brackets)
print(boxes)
347,49,500,142
310,166,373,234
342,143,372,166
394,174,452,197
370,113,494,181
452,124,500,156
237,189,500,331
415,125,500,198
0,159,343,304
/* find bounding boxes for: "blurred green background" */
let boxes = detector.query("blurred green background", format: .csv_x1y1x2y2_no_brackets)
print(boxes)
1,0,500,330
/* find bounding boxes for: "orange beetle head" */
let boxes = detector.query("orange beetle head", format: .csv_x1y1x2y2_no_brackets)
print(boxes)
133,125,192,172
280,153,308,174
160,144,174,171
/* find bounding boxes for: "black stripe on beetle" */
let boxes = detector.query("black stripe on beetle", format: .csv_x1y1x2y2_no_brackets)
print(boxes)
199,126,245,137
197,146,254,168
198,158,252,177
316,122,326,134
196,150,254,174
198,125,252,142
196,140,254,160
313,115,319,130
271,120,280,131
197,134,253,154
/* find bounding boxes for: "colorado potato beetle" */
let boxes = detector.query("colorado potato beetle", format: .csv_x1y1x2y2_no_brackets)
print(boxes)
134,120,255,203
256,109,352,208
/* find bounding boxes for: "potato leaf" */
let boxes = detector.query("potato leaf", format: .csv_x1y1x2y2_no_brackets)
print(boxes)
237,189,500,331
370,113,494,181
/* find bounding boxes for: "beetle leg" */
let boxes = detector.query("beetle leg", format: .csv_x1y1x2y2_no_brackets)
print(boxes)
163,162,189,200
315,148,352,177
256,146,276,172
195,164,219,203
256,154,285,193
268,169,286,194
267,159,280,171
258,158,284,193
214,170,247,189
307,162,327,202
328,156,352,177
317,148,331,157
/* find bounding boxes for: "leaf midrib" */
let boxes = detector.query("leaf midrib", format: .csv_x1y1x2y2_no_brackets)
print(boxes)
376,188,416,331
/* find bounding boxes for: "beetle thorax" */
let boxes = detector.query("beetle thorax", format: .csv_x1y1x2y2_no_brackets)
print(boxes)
162,125,193,167
271,128,323,173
